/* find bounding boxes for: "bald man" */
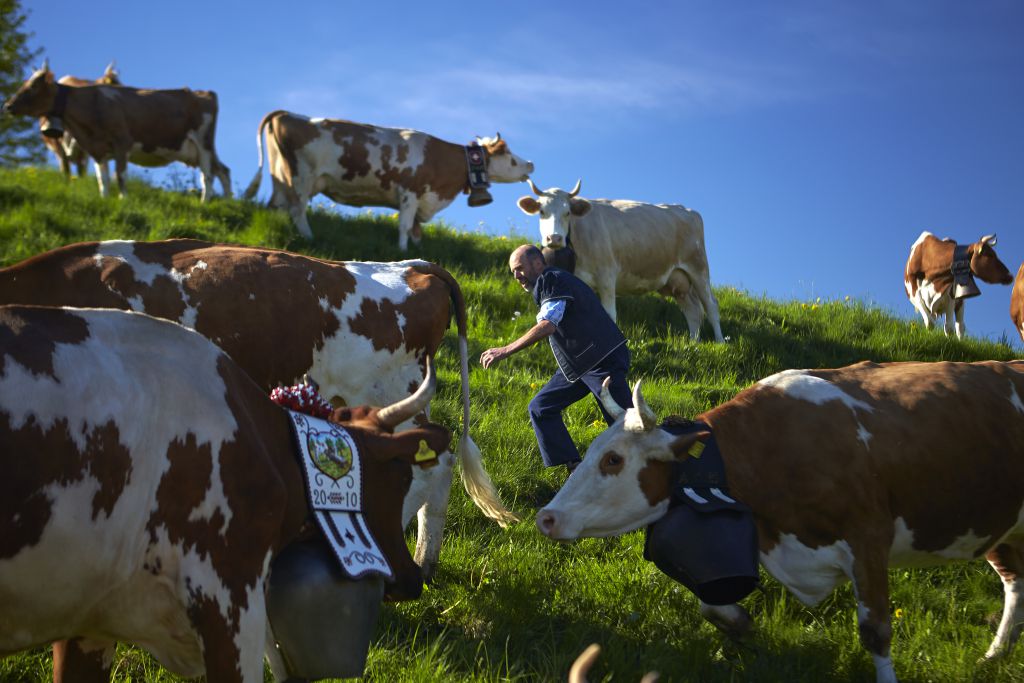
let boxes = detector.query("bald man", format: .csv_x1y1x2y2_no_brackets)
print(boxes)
480,244,632,472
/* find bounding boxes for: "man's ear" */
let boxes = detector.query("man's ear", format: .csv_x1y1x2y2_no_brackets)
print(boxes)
669,431,711,460
518,196,541,215
569,198,591,217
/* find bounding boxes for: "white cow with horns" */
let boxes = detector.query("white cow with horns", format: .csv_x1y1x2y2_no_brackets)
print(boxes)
518,179,724,341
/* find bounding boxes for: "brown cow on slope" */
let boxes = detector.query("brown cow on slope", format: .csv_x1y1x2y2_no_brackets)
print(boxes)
904,231,1013,339
39,62,121,179
3,62,231,201
0,305,450,682
242,110,534,248
538,361,1024,683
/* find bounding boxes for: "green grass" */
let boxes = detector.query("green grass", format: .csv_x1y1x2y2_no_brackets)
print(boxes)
1,167,1021,682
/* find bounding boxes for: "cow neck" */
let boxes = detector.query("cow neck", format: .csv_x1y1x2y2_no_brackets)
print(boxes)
48,83,71,119
463,143,491,197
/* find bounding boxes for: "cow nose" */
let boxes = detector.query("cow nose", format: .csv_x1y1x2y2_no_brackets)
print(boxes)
536,508,559,537
545,235,564,248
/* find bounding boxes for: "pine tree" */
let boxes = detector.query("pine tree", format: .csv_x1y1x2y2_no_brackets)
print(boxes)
0,0,44,166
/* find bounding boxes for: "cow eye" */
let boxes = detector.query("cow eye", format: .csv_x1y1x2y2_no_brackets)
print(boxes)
608,453,622,466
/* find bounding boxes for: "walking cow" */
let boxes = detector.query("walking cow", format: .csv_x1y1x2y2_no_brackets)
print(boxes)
537,360,1024,683
0,305,451,683
3,62,231,201
904,231,1013,339
242,110,534,248
518,180,724,341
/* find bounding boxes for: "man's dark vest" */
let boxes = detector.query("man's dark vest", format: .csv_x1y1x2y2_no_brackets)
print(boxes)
532,267,626,382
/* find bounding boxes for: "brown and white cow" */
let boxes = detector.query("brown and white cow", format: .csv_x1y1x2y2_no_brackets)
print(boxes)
1012,263,1024,343
0,305,451,682
0,239,517,581
904,231,1013,339
242,110,534,248
518,180,724,342
538,361,1024,683
3,62,231,201
39,62,122,179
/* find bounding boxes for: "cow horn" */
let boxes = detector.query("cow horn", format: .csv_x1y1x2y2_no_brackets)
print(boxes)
980,233,997,247
568,179,582,197
598,377,626,421
527,178,548,197
376,356,436,429
624,381,658,433
41,58,49,73
104,60,117,75
494,131,501,142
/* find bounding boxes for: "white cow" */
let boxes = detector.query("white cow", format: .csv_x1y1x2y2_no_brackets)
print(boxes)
518,180,724,341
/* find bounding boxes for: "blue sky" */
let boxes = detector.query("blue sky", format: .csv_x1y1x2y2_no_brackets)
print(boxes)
23,1,1024,348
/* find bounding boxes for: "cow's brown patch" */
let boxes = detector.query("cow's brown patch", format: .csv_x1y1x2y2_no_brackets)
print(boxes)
0,306,88,378
395,268,454,356
268,112,320,190
53,638,114,683
332,123,375,181
0,415,132,560
349,297,403,352
637,458,673,506
185,592,244,681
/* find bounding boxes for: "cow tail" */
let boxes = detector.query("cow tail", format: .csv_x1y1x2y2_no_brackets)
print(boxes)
418,264,519,527
243,110,279,200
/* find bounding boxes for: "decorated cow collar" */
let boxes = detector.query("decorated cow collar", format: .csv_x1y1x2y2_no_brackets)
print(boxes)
464,143,493,207
271,381,393,580
950,243,981,300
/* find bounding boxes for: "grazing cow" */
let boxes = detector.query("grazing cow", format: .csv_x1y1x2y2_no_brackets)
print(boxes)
3,62,231,202
537,361,1024,683
40,62,121,179
1012,263,1024,343
0,305,451,683
518,180,724,342
242,110,534,248
0,239,517,582
904,231,1013,339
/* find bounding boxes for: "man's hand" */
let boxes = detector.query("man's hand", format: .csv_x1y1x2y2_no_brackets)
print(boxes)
480,346,509,369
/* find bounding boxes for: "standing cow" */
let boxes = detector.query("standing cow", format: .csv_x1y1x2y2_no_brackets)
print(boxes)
242,110,534,248
3,62,231,202
39,62,121,179
518,180,724,342
1012,263,1024,343
537,361,1024,683
0,305,451,683
904,231,1013,339
0,240,517,583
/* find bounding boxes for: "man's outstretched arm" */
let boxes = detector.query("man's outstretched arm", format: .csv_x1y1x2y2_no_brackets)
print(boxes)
480,320,557,369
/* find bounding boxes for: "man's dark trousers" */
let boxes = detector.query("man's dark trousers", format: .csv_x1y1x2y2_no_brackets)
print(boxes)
528,345,632,467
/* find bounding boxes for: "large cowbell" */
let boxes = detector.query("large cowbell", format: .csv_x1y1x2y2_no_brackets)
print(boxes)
266,540,384,681
465,143,493,207
951,244,981,300
39,116,64,139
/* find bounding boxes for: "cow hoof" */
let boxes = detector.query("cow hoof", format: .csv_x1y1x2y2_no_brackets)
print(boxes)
700,603,754,640
420,561,438,584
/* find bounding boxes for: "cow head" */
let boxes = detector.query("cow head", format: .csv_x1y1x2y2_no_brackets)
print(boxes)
517,179,591,249
475,133,534,182
969,234,1014,285
3,61,57,117
536,380,708,541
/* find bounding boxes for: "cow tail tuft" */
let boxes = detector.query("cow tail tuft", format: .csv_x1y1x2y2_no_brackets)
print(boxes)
456,334,519,527
243,111,275,201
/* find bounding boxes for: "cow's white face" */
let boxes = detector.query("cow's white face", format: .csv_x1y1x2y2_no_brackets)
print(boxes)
536,384,707,540
476,135,534,182
517,186,591,249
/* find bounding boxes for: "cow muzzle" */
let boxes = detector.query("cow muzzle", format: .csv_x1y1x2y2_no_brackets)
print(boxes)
543,234,565,249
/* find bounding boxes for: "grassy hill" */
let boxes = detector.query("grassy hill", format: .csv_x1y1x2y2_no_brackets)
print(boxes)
0,168,1021,682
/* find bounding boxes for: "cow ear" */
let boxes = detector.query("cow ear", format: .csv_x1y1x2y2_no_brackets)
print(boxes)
518,196,541,215
569,198,591,217
373,428,450,466
669,431,711,460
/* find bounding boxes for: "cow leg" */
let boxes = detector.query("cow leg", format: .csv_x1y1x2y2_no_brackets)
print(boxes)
595,280,618,321
52,637,115,683
396,192,418,251
113,156,128,198
941,298,956,337
984,542,1024,659
215,158,232,198
191,594,266,683
408,451,456,581
953,300,966,339
849,550,897,683
699,602,753,639
94,161,110,198
689,274,725,342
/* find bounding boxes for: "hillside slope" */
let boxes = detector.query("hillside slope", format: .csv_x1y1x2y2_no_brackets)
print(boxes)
0,168,1020,682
